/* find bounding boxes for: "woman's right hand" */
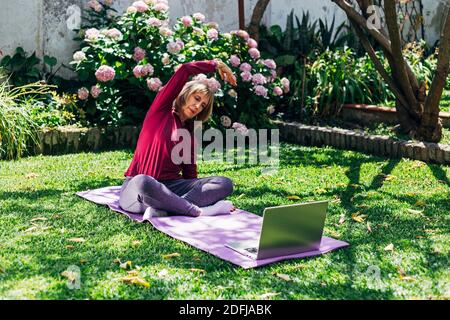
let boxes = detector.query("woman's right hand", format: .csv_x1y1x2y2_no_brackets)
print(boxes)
215,59,237,87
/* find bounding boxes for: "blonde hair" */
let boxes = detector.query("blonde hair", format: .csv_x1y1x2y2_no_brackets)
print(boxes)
173,80,214,126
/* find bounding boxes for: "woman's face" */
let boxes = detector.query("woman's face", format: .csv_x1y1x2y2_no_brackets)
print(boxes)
179,91,209,121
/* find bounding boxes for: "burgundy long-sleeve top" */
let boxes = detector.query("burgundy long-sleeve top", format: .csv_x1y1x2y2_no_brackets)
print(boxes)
124,60,217,180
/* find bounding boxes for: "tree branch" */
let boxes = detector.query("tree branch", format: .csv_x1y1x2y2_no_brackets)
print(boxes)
425,3,450,115
383,0,418,108
248,0,271,41
351,20,409,108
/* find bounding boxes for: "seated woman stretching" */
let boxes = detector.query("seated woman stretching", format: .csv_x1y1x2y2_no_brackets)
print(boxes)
119,60,238,218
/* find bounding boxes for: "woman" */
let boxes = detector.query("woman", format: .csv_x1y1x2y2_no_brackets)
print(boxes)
119,59,238,218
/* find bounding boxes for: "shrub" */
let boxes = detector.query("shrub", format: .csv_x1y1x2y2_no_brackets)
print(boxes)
0,81,54,160
71,0,287,129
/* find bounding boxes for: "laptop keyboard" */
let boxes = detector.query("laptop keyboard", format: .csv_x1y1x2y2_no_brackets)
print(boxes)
245,247,258,254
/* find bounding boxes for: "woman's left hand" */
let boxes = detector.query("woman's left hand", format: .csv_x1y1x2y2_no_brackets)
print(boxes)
215,60,237,87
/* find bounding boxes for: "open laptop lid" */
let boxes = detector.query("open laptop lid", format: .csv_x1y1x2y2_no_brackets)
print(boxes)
256,200,329,260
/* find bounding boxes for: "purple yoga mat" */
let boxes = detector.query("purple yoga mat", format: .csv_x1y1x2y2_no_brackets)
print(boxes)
76,186,349,269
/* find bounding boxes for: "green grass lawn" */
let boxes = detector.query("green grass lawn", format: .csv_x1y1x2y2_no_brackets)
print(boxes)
0,144,449,299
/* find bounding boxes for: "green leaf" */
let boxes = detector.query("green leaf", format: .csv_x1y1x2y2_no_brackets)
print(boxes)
44,55,57,67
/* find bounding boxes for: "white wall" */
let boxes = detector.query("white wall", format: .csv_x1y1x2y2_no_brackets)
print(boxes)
0,0,445,79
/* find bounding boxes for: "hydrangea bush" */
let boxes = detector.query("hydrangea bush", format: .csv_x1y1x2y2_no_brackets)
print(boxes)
71,0,288,129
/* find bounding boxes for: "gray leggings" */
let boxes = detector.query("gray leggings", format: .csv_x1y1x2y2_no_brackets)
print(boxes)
118,174,234,217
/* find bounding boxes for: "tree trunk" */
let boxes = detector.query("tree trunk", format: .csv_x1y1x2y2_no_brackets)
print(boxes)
248,0,271,41
331,0,450,142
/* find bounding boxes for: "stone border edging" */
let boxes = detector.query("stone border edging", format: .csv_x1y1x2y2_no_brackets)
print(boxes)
273,120,450,165
29,123,450,165
341,104,450,127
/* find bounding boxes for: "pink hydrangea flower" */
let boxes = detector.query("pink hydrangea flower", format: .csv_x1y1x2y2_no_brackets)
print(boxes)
154,2,169,12
192,27,205,36
104,0,114,6
133,64,154,78
132,1,148,12
207,78,221,93
232,122,249,135
207,28,219,41
95,65,115,82
147,77,163,91
161,53,170,65
207,22,219,29
73,51,86,62
126,6,137,14
273,86,283,96
133,47,146,61
264,59,277,69
193,12,206,22
252,73,266,85
175,39,185,49
229,55,240,68
142,64,154,76
88,0,103,12
105,28,122,40
181,16,193,27
239,63,252,73
147,17,162,27
78,87,89,100
193,74,208,81
167,41,182,54
247,38,258,48
237,30,249,40
85,28,100,41
90,85,102,98
159,27,173,37
240,71,252,82
254,85,268,97
281,77,290,93
248,48,260,60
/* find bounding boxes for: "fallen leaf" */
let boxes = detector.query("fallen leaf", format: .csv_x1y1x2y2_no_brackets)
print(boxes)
415,236,424,239
24,226,38,233
349,183,361,188
193,257,201,262
127,270,139,276
121,276,150,288
351,212,367,223
384,243,394,251
236,193,246,200
356,204,369,209
400,275,416,282
157,269,169,278
338,214,346,225
61,270,77,282
383,174,396,181
25,173,38,179
132,240,141,246
67,238,85,243
411,161,425,169
119,260,132,270
65,245,75,249
258,292,279,299
287,195,301,201
0,267,5,273
162,252,181,259
274,273,292,281
407,209,423,215
367,222,372,233
189,268,206,274
31,217,47,222
414,200,426,207
113,258,121,264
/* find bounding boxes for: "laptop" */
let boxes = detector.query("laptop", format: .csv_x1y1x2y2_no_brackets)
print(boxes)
225,200,328,260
